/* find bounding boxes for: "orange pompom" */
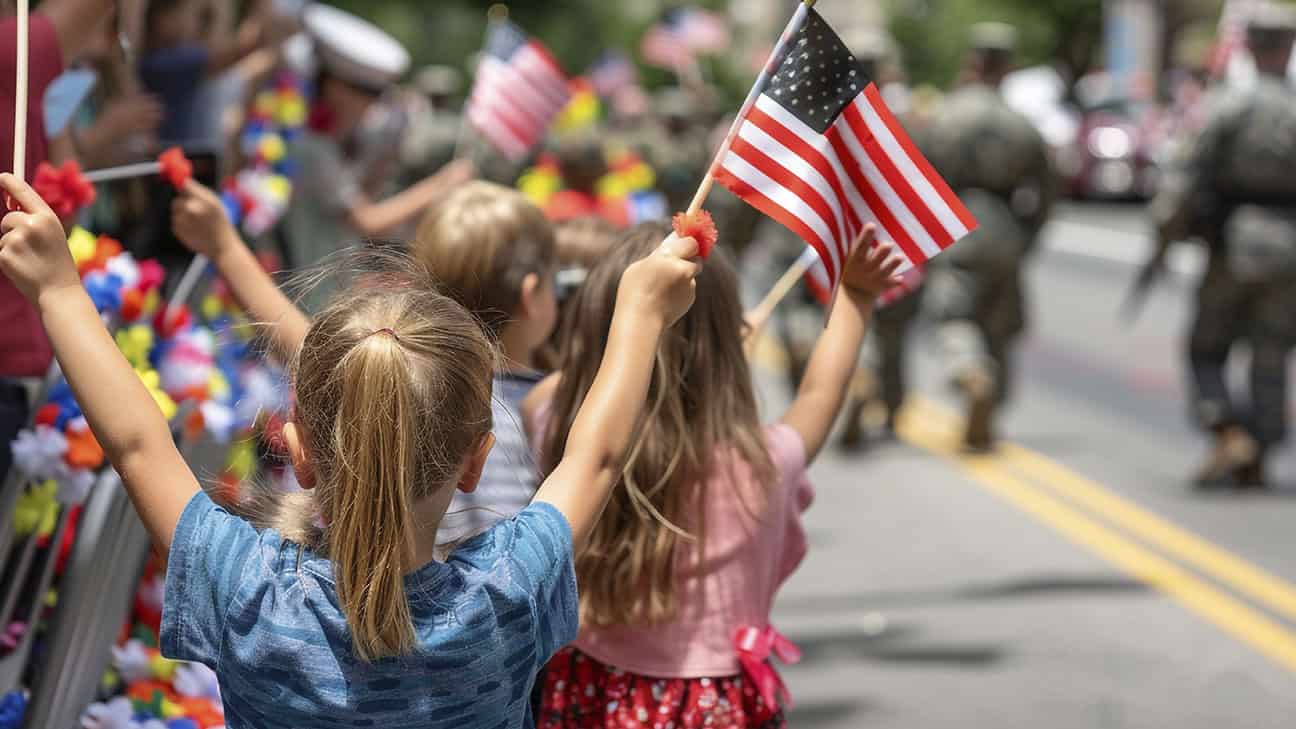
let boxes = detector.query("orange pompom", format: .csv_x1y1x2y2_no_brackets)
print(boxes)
671,209,718,259
159,147,193,190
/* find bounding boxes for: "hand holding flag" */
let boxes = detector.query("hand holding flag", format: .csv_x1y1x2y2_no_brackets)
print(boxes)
682,0,974,314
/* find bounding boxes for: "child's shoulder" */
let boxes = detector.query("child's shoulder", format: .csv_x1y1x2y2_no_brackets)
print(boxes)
449,502,573,581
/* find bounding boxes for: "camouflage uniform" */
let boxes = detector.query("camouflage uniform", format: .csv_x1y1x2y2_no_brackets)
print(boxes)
1152,18,1296,485
919,35,1055,448
840,28,926,446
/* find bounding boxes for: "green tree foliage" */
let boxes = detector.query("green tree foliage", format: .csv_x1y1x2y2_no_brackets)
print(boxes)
887,0,1104,87
325,0,725,82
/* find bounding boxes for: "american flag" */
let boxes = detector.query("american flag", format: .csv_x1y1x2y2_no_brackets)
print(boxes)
641,7,730,71
713,8,974,298
589,51,638,97
466,20,570,161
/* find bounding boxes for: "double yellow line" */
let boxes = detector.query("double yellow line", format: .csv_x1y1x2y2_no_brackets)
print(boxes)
899,398,1296,673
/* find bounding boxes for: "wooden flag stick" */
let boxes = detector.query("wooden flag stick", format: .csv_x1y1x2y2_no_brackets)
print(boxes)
749,248,816,327
13,0,28,181
453,3,509,162
684,0,814,215
163,254,209,326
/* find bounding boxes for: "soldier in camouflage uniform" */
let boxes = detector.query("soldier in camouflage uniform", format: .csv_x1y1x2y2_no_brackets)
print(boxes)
918,23,1056,450
1149,7,1296,487
398,65,465,188
636,88,713,213
840,28,924,448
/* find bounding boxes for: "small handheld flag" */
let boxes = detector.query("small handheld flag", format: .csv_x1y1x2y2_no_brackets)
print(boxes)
641,6,730,72
710,3,975,300
465,19,571,161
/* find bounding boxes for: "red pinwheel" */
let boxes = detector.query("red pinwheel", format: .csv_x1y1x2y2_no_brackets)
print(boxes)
31,160,96,219
158,147,193,190
671,209,718,259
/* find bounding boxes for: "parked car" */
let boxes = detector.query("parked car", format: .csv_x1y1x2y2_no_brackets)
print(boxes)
1054,98,1161,200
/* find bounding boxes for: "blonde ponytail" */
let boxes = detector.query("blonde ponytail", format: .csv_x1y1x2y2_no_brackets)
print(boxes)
285,253,496,662
329,332,419,660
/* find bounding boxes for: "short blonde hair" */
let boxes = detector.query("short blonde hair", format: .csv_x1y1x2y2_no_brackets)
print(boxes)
413,182,556,337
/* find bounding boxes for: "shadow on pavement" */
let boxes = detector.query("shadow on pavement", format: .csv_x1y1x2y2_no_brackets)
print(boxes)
784,698,872,726
777,571,1148,615
794,623,1006,668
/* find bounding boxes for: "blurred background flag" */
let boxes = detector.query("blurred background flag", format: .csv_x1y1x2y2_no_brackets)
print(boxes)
713,6,975,297
466,19,571,161
640,6,731,71
588,50,638,98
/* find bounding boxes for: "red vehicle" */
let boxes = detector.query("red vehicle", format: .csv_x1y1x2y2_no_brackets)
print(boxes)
1055,99,1162,200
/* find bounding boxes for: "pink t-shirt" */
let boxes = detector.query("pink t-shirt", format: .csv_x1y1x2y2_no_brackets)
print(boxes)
530,405,813,678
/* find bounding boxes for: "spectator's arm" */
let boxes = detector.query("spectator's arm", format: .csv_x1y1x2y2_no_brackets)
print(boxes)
345,159,475,238
206,0,270,74
38,0,115,63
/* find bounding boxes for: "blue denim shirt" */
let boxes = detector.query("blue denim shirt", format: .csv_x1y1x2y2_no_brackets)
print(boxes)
161,491,577,728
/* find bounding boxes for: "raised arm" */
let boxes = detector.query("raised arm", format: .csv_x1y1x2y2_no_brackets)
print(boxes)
0,175,197,552
172,180,310,359
38,0,115,62
533,235,699,549
779,227,903,462
346,159,476,238
206,0,271,74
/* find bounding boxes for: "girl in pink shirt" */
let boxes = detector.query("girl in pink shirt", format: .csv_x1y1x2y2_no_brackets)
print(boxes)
525,221,903,728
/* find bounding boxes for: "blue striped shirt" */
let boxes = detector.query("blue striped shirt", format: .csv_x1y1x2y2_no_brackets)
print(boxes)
161,491,577,728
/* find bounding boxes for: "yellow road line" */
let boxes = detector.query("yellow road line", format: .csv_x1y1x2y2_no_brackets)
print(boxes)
908,396,1296,625
898,413,1296,673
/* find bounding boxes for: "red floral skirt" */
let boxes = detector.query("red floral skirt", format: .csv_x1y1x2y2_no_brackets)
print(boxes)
536,647,786,729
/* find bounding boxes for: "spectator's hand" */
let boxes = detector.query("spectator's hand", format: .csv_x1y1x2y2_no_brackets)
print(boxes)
617,233,700,329
96,94,165,140
0,174,82,306
172,180,237,259
841,225,904,298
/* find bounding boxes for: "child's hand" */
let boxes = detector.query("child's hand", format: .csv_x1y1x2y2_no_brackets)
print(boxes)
0,174,82,305
172,180,237,259
617,233,700,328
841,225,905,298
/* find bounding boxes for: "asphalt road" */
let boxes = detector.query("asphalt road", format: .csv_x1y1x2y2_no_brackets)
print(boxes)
757,202,1296,728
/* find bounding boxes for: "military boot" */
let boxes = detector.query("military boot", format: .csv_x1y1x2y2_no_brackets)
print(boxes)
841,369,878,451
1234,446,1269,489
1193,426,1259,487
958,367,997,452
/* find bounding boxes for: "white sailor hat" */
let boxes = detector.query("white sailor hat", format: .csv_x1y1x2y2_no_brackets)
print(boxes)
1248,3,1296,48
303,3,411,93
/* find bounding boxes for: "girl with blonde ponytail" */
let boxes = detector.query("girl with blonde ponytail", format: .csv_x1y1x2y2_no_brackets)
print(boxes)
0,174,702,729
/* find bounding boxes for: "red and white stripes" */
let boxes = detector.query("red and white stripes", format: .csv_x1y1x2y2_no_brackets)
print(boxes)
715,85,974,297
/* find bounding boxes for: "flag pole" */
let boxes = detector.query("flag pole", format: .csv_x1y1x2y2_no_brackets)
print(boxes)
453,3,510,162
13,0,28,181
683,0,815,216
748,247,816,330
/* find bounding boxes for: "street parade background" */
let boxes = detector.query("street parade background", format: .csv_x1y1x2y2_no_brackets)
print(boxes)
0,0,1293,727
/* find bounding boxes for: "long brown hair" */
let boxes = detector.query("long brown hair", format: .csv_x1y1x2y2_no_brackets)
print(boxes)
541,222,772,627
285,258,494,660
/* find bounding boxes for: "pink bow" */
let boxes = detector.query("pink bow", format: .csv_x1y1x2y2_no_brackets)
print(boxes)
733,624,802,710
